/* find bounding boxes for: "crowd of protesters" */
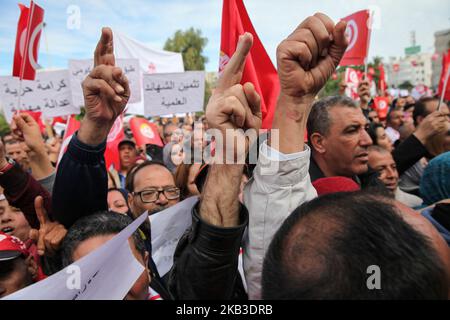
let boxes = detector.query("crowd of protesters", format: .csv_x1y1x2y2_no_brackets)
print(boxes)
0,12,449,300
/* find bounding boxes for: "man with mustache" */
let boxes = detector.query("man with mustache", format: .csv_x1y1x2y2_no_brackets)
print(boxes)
307,95,373,183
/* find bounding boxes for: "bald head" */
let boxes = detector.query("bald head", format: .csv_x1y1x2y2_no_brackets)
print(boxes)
262,191,449,299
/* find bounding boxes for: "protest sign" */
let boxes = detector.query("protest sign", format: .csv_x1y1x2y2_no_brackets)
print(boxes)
0,70,75,122
2,212,148,300
143,71,205,116
68,58,141,109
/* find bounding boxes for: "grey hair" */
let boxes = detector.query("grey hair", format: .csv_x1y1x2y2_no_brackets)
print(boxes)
307,95,357,143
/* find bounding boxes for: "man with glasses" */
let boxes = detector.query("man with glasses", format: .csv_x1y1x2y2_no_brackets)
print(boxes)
127,161,180,217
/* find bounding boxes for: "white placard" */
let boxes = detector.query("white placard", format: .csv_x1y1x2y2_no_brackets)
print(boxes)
68,58,141,109
2,212,148,300
150,196,198,276
143,71,205,116
0,70,76,122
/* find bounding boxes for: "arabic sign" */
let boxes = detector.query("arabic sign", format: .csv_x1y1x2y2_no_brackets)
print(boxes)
69,59,141,109
2,212,148,300
0,70,75,122
143,71,205,116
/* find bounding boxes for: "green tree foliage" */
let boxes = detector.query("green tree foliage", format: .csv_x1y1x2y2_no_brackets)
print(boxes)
164,28,208,71
164,28,210,109
0,113,11,137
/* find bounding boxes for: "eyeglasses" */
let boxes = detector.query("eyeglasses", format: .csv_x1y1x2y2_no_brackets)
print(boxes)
133,187,180,203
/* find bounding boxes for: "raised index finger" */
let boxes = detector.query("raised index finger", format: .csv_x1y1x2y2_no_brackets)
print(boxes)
216,32,253,93
34,196,49,227
94,27,115,67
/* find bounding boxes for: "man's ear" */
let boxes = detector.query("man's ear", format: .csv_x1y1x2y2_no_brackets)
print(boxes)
25,256,38,281
310,132,327,154
128,193,134,211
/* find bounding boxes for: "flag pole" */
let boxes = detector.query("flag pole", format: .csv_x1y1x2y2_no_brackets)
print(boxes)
437,67,450,112
364,9,373,76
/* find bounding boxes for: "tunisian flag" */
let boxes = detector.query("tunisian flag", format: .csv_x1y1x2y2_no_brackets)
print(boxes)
12,1,44,81
129,117,163,148
58,115,124,170
373,96,390,120
438,49,450,101
220,0,279,129
339,10,371,67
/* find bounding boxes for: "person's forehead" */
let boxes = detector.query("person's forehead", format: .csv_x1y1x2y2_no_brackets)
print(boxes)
4,143,22,151
329,106,366,127
108,190,125,201
369,150,394,165
134,164,174,187
119,144,135,150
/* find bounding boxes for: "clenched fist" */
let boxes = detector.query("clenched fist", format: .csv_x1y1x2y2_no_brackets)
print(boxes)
277,13,348,100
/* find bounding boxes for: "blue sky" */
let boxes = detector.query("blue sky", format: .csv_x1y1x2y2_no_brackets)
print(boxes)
0,0,449,75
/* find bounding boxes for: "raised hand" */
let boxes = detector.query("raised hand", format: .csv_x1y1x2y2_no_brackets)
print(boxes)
276,13,348,100
272,13,348,154
205,33,261,162
10,113,45,155
79,27,130,145
29,196,67,257
207,33,261,133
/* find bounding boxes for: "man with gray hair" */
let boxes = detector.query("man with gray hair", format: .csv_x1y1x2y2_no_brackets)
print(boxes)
307,95,373,183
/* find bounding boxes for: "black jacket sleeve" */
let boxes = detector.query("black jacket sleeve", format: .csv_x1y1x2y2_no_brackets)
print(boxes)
393,134,429,176
52,132,108,229
168,202,248,300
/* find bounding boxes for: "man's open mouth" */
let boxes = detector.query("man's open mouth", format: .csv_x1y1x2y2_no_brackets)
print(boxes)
1,227,14,234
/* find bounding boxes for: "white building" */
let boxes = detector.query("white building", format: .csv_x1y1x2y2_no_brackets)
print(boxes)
386,52,433,88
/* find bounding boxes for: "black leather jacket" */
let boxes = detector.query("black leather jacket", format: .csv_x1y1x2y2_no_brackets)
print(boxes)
168,202,248,300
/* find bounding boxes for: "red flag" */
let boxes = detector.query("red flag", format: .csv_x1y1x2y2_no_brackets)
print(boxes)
129,117,163,148
220,0,279,129
104,115,125,170
12,4,29,77
57,115,124,170
13,1,44,80
378,63,387,92
438,49,450,101
339,10,371,66
373,96,389,119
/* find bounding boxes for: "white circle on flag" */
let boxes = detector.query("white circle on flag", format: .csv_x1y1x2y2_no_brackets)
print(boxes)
345,20,358,52
379,100,387,109
28,22,44,71
349,70,358,84
140,124,155,139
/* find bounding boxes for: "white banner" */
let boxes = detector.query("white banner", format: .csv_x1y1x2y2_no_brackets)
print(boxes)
150,196,198,276
0,70,76,122
68,58,141,109
143,71,205,117
2,212,148,300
